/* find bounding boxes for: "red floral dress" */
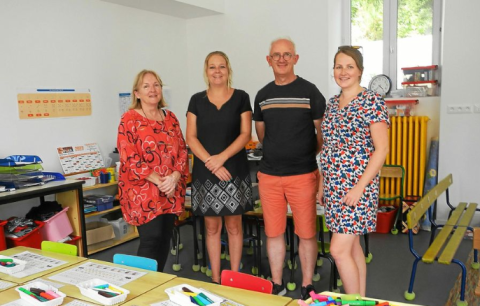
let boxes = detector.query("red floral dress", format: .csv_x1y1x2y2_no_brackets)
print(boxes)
117,109,189,226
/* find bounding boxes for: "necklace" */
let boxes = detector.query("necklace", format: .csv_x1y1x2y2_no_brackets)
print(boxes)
141,107,164,132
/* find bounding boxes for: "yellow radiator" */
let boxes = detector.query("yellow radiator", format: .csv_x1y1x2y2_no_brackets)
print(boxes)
381,116,429,199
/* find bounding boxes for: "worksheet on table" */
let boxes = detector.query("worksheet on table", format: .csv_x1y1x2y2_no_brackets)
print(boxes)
48,262,147,286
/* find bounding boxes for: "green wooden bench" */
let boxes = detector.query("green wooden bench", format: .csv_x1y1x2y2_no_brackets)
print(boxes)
404,174,478,306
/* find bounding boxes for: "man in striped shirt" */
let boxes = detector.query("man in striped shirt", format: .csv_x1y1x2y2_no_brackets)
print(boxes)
253,37,326,299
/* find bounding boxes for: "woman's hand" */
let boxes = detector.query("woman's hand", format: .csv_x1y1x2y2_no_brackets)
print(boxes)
158,172,180,195
317,181,324,206
342,185,363,207
213,166,232,182
205,154,227,173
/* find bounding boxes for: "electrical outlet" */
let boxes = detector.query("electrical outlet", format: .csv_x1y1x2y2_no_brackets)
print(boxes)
474,104,480,113
447,105,472,114
447,105,458,114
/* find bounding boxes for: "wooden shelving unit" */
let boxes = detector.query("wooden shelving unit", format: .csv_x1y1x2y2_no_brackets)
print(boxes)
82,181,139,256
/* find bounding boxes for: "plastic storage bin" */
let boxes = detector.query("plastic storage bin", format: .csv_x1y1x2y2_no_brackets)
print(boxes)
165,284,223,306
40,207,73,242
402,80,438,96
16,281,66,306
0,220,7,251
84,195,114,212
402,65,438,82
6,219,44,249
76,278,129,305
376,206,398,234
0,254,27,275
100,211,134,241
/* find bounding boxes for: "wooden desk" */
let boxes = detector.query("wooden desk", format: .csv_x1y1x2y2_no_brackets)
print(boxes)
0,246,87,284
123,277,292,306
285,292,425,306
43,259,176,304
0,287,101,305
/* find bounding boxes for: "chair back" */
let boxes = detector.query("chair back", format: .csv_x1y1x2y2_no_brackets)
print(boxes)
113,254,158,271
379,165,405,203
221,270,272,294
41,241,78,256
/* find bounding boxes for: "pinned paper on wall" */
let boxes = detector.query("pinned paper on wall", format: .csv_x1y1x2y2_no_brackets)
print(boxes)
118,92,130,117
17,88,92,119
57,143,105,175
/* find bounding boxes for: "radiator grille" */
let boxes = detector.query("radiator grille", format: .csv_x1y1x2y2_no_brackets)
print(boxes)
381,116,429,199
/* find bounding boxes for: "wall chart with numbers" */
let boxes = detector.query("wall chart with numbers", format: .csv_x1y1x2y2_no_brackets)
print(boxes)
57,143,105,174
17,88,91,119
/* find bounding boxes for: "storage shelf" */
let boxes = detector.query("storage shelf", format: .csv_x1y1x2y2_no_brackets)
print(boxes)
83,181,118,191
87,231,139,256
85,206,121,218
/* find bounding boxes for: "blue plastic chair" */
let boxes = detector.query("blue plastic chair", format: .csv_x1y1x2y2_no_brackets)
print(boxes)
113,254,158,271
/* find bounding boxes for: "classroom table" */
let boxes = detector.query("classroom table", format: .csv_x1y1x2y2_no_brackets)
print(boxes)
42,259,177,304
0,246,87,284
286,291,425,306
123,277,293,306
0,286,102,305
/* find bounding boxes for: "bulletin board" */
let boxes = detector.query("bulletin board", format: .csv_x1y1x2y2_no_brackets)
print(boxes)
17,88,92,119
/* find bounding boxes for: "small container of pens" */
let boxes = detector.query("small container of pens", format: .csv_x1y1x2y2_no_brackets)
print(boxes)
15,281,66,306
0,255,27,275
165,284,223,306
76,278,129,305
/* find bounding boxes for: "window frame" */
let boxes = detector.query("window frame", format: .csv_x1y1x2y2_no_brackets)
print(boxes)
341,0,443,91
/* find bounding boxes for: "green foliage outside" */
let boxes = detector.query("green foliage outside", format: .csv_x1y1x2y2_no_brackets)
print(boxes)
352,0,433,41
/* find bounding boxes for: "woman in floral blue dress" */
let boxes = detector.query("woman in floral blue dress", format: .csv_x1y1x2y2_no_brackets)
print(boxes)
318,46,389,295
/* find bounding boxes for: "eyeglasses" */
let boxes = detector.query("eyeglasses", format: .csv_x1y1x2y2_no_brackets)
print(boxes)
270,52,294,61
338,45,363,53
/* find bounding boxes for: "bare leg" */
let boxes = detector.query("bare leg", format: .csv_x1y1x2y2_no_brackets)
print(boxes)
204,216,222,283
352,236,367,296
298,235,318,286
330,233,361,294
224,215,243,272
267,234,286,285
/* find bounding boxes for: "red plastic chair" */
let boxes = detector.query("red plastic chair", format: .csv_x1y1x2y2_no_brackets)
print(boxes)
220,270,272,294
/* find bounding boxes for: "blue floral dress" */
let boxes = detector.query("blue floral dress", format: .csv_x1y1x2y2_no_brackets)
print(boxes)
320,89,389,234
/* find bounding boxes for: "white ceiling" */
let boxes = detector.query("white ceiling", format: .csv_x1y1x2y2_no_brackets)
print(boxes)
101,0,223,19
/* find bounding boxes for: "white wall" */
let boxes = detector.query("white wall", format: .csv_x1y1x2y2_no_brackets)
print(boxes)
185,0,332,133
438,0,480,223
0,0,189,173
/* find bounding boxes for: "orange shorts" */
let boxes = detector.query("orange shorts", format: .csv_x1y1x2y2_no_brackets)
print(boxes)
258,170,319,239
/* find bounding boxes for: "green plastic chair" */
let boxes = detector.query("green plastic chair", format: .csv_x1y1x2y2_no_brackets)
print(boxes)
41,241,78,256
379,165,405,235
113,254,158,271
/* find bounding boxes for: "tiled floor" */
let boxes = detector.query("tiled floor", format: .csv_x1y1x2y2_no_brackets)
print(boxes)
90,224,472,306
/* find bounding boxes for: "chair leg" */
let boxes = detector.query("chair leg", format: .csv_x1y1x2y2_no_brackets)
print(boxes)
452,259,468,302
191,216,200,272
364,234,372,263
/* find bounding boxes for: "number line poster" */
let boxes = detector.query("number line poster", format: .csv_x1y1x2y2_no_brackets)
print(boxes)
17,88,91,119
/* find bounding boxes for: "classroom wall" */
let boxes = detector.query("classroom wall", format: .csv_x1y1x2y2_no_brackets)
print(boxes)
185,0,332,122
0,0,190,173
438,0,480,223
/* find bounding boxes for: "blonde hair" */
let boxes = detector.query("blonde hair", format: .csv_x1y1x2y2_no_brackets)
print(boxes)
129,69,167,110
203,51,233,89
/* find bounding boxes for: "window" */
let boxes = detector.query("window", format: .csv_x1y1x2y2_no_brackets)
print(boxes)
342,0,442,91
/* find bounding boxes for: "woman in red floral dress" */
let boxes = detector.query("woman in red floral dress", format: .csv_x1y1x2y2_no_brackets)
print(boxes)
117,70,188,272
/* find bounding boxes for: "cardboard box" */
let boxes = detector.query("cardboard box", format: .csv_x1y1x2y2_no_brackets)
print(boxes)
85,221,115,246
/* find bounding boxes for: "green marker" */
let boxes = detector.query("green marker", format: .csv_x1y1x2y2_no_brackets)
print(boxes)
0,258,13,262
340,300,378,306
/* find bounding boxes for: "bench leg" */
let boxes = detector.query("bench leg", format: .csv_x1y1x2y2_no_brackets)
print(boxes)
452,258,467,303
406,257,421,300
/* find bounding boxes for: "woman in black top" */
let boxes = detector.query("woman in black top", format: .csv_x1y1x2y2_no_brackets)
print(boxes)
186,51,253,283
